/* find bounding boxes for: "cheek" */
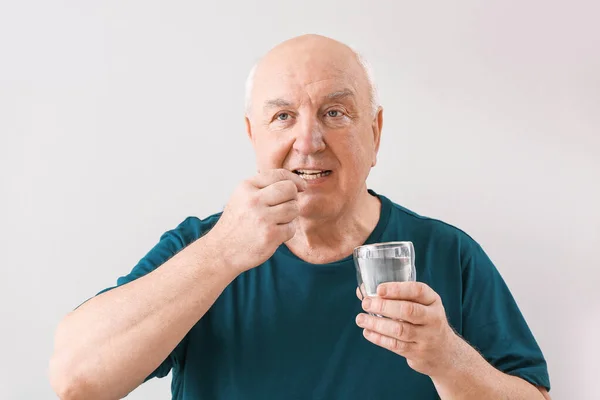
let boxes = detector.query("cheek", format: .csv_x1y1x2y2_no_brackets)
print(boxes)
335,135,374,172
254,134,294,169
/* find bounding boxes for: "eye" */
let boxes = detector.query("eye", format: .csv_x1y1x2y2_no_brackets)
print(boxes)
276,112,290,121
326,110,343,118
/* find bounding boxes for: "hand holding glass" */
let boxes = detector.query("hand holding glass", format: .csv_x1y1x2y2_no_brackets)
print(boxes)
353,241,417,315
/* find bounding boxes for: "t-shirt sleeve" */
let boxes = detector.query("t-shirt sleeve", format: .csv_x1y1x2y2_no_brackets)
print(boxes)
94,216,212,381
460,236,551,391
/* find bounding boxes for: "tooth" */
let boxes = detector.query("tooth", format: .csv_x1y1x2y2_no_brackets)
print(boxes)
299,172,327,180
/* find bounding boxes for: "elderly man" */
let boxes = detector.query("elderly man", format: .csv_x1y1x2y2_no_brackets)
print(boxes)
50,35,551,399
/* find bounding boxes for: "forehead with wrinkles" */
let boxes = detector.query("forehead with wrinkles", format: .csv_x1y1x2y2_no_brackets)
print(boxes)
247,35,374,118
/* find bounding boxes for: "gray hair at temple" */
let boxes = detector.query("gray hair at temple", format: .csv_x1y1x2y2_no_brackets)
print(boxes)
244,48,380,117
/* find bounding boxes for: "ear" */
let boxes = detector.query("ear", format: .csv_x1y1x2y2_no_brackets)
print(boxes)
245,115,253,142
371,106,383,167
245,115,261,173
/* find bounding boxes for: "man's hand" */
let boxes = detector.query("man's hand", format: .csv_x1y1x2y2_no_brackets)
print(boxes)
355,282,551,399
208,169,306,273
355,282,462,377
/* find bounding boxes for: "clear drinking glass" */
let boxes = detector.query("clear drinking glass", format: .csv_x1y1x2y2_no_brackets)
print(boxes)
353,242,417,305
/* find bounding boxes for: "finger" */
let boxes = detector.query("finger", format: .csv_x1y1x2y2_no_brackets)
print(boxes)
362,297,429,325
356,285,366,300
267,200,299,224
250,169,307,192
377,282,438,306
356,313,418,342
276,220,296,241
362,329,415,356
260,180,299,206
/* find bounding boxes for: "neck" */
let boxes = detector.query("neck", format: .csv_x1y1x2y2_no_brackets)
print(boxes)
285,188,381,264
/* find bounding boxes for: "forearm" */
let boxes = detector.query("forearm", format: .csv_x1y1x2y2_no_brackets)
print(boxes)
49,233,237,400
431,337,546,400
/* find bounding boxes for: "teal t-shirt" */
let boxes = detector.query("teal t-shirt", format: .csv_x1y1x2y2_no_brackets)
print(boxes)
101,191,550,399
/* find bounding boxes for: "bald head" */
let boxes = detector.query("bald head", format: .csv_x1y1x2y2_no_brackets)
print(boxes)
245,35,378,117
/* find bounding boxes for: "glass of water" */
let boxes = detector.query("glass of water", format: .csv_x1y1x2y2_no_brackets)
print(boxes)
353,242,417,304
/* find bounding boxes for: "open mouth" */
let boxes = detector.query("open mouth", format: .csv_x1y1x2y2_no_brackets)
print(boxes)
293,169,332,180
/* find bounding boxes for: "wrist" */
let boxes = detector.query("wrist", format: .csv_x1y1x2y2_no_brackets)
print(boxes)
430,331,479,383
429,333,496,397
191,231,243,281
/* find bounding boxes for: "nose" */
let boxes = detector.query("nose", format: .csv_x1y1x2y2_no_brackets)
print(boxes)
292,117,326,155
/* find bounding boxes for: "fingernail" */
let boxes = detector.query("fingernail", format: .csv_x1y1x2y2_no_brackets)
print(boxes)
356,314,365,325
378,285,387,296
362,298,372,310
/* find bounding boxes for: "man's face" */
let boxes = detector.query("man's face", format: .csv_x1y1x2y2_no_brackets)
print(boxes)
246,39,382,219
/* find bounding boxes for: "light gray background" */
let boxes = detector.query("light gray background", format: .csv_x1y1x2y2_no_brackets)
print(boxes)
1,1,599,399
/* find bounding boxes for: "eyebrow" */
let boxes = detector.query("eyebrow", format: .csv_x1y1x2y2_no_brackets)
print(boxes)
263,98,294,110
325,89,355,101
262,89,356,111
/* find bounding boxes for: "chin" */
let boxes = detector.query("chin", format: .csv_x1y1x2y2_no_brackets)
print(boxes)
297,193,341,220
